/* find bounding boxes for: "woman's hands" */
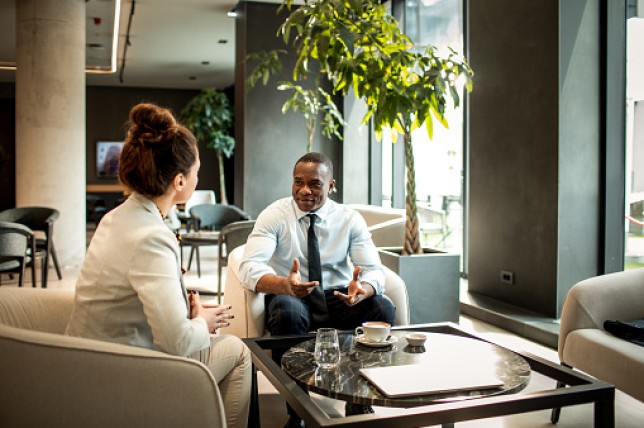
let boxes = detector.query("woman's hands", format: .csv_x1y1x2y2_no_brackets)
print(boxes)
189,291,234,334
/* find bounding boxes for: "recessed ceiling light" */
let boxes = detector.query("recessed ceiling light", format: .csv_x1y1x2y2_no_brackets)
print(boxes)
227,10,237,18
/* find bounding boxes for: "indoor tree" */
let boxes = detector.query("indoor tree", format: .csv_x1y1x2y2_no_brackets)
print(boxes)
252,0,473,254
246,50,345,153
181,88,235,204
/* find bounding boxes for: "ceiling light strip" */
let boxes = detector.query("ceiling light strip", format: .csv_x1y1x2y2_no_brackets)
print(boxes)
87,0,122,74
119,0,136,83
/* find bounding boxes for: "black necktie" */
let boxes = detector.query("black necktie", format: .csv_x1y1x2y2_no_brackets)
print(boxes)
306,213,328,323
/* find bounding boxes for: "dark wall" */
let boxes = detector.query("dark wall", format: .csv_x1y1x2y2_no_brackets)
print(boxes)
234,1,342,218
0,83,235,209
87,86,222,196
468,0,601,317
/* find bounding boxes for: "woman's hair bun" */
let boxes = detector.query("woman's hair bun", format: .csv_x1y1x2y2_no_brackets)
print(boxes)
128,103,178,145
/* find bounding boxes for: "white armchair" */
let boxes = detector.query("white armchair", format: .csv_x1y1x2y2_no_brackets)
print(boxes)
347,204,405,248
0,288,226,428
224,245,410,339
348,204,448,249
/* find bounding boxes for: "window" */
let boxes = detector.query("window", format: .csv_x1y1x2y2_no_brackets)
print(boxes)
381,0,466,256
624,2,644,269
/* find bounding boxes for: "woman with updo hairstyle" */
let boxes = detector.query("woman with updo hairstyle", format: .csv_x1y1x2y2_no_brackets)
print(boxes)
66,103,251,428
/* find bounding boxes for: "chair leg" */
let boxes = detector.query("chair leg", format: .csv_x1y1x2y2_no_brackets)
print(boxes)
50,243,62,280
41,255,48,288
187,246,196,270
217,261,223,304
195,246,201,278
42,250,49,288
31,258,37,288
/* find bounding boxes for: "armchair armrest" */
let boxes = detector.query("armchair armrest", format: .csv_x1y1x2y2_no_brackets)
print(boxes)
384,265,410,326
225,246,266,338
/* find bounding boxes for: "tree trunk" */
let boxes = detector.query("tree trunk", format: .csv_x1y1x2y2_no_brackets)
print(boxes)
403,131,422,255
216,151,228,205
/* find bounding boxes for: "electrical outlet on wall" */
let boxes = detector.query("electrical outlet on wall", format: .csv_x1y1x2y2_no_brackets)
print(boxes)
500,270,515,285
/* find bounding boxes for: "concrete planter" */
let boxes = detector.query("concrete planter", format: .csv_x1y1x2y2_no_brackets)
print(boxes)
378,247,461,324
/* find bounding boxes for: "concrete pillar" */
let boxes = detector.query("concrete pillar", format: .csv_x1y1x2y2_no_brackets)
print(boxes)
15,0,86,267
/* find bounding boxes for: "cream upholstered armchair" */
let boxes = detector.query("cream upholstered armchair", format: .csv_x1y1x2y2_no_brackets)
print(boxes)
557,269,644,402
347,204,448,249
346,204,405,248
0,287,226,428
551,269,644,423
223,245,410,339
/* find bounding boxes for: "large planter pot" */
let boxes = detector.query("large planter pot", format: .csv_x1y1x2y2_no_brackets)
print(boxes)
378,247,461,324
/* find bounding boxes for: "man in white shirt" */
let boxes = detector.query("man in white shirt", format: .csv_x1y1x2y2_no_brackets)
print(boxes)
240,152,396,337
241,152,395,426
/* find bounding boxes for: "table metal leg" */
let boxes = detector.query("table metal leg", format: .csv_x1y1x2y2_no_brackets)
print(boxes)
249,365,261,428
594,393,615,428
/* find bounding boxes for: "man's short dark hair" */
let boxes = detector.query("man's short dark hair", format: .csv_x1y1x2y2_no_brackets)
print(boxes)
294,152,333,178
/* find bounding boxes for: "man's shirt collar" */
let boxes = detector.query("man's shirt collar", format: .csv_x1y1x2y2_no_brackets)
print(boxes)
292,198,333,221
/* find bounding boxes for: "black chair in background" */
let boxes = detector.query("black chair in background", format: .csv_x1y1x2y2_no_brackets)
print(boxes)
0,207,62,287
0,221,37,288
217,220,256,302
184,204,250,277
86,194,107,225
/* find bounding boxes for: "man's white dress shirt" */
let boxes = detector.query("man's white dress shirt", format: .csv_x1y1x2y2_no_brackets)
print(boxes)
240,197,385,294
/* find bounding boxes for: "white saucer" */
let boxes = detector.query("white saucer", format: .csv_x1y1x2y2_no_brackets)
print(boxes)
356,336,398,348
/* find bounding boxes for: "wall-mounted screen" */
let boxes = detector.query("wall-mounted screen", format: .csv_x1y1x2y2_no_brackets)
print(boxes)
96,141,124,178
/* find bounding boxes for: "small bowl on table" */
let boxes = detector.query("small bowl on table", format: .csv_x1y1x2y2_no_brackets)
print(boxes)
405,332,428,347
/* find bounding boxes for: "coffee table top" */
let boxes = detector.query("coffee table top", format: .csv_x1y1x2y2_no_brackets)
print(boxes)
243,323,615,428
281,330,531,407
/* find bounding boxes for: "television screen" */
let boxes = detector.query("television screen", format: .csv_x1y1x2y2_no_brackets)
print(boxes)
96,141,124,178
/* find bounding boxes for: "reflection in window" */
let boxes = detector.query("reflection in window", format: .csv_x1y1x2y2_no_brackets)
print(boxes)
624,2,644,269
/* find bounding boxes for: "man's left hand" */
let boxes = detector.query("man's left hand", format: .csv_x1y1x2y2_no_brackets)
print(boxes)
333,266,374,306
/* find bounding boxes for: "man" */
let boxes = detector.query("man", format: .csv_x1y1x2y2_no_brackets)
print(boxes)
239,152,395,426
240,151,395,334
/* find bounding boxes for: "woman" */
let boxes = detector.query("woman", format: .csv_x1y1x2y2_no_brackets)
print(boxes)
66,103,250,428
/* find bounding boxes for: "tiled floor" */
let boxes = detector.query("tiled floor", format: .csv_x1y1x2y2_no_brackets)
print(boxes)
4,243,644,427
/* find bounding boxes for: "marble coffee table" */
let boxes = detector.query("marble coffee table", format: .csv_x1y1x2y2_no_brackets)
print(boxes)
243,323,615,428
280,329,530,409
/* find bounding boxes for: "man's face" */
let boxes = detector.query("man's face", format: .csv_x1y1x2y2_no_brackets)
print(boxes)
292,161,336,212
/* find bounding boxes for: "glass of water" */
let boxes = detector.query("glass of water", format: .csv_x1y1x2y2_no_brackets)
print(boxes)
314,328,340,369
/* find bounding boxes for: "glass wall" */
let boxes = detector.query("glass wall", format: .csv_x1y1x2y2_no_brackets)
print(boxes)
624,0,644,269
381,0,466,255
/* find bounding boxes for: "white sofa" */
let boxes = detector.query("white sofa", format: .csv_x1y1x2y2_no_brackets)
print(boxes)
347,204,406,248
0,287,226,428
223,245,410,339
557,268,644,403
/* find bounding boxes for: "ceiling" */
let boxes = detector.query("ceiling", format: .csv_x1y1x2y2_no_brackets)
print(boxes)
0,0,243,90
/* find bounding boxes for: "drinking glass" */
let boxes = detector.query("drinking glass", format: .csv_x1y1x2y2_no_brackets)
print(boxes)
314,328,340,369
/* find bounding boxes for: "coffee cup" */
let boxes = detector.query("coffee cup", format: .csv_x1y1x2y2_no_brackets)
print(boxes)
355,321,391,343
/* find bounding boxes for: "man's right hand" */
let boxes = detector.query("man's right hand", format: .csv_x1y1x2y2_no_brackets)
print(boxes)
255,258,320,297
286,258,320,298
